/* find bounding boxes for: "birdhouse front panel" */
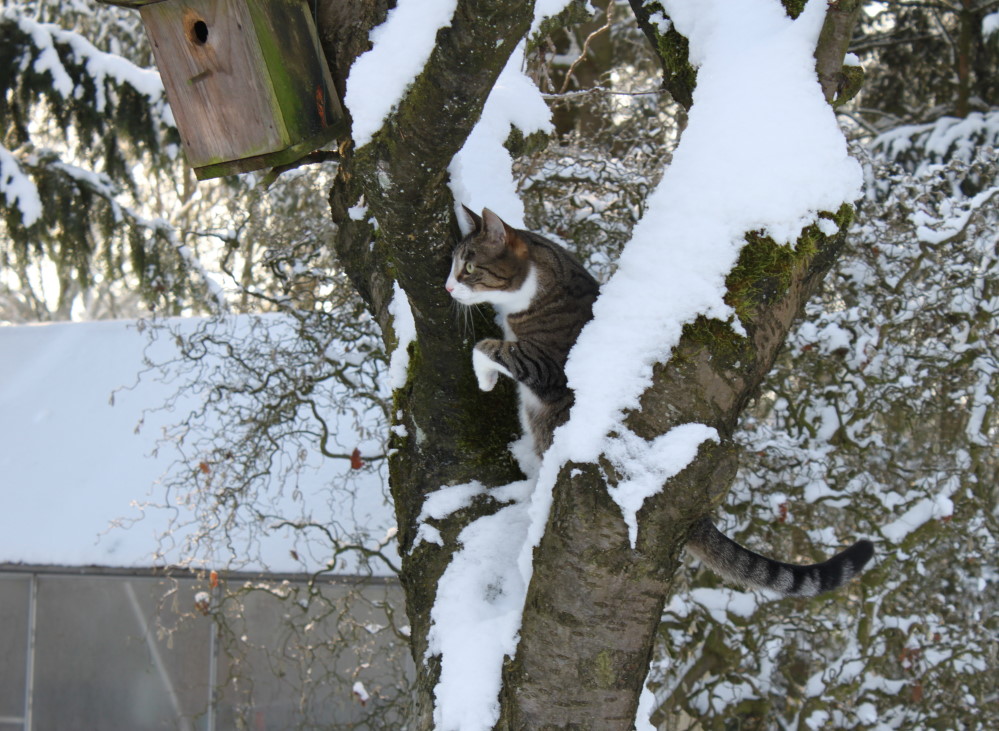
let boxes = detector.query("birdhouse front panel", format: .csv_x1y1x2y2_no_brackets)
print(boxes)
141,0,285,173
115,0,344,179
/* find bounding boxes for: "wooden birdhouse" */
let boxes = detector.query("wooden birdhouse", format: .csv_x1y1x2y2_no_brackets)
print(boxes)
100,0,345,180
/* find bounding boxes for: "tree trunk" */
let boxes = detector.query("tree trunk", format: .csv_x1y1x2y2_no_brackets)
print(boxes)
320,0,540,722
315,1,862,727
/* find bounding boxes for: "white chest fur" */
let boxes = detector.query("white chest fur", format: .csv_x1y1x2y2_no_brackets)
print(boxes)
493,266,538,339
491,265,538,316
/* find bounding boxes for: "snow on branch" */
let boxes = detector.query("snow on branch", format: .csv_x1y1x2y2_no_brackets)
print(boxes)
514,0,861,585
344,0,458,149
0,8,176,155
2,8,170,122
428,1,865,728
0,144,42,227
562,0,862,464
449,39,555,227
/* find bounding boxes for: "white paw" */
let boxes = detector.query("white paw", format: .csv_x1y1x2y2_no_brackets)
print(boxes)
472,348,508,392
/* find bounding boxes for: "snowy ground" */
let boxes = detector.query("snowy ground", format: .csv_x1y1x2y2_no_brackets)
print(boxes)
0,317,394,574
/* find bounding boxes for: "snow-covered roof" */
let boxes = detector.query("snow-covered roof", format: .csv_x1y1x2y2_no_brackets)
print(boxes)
0,317,394,574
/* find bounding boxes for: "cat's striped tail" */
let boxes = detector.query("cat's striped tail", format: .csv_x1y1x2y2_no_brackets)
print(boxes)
686,517,874,598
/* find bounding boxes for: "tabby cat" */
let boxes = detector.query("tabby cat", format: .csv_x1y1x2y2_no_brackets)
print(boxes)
446,207,873,597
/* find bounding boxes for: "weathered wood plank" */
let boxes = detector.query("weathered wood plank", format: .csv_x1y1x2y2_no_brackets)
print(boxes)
142,0,284,169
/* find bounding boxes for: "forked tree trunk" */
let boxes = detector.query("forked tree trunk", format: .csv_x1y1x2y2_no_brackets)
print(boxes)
317,1,862,727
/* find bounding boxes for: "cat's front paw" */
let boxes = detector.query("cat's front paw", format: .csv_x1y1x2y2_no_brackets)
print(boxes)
472,348,500,391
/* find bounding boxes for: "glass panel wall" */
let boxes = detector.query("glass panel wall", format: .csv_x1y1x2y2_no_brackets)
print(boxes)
0,569,410,730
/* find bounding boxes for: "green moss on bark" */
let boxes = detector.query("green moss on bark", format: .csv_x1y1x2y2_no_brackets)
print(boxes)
655,25,697,109
681,204,855,365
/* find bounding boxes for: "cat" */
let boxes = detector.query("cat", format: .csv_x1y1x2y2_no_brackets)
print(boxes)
446,207,873,597
446,206,599,456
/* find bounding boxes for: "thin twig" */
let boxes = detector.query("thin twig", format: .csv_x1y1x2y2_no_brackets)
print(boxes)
542,86,666,101
558,1,615,94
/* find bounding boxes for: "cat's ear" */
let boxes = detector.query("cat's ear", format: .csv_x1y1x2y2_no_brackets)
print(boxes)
481,208,506,250
482,208,528,259
460,204,482,234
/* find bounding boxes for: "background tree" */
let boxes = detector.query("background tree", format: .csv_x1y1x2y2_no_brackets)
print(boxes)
643,2,999,727
0,0,222,320
850,0,999,129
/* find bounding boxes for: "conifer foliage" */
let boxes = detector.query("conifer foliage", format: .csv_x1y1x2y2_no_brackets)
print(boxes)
1,1,223,321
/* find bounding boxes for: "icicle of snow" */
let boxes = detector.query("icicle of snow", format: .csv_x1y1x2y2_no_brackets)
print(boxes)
386,281,416,392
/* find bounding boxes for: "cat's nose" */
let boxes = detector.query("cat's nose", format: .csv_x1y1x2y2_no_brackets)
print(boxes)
445,283,454,293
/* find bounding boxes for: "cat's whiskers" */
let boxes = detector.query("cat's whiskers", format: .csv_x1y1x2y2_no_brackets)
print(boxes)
450,299,482,342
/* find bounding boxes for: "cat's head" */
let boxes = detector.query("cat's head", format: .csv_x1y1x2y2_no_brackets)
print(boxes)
445,207,532,306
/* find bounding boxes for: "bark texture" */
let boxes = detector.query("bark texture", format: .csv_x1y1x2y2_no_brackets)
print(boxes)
813,0,865,106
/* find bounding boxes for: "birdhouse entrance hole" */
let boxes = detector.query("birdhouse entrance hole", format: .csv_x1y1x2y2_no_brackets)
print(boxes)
190,19,208,45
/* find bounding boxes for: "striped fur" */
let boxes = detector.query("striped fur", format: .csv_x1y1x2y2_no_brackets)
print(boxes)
446,207,599,453
446,208,873,597
687,518,874,597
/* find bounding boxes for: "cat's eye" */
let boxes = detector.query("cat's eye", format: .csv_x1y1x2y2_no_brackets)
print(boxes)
465,263,476,274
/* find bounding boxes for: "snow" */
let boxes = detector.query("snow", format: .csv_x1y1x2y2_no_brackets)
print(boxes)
0,144,43,227
914,182,999,244
426,480,534,731
881,475,959,543
984,12,999,39
344,0,458,149
562,0,862,464
871,110,999,172
0,317,394,574
635,677,658,731
347,199,368,221
687,587,761,624
386,281,417,391
530,0,577,34
605,423,719,546
342,0,570,220
418,481,489,522
352,680,370,704
6,9,167,111
449,41,554,227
